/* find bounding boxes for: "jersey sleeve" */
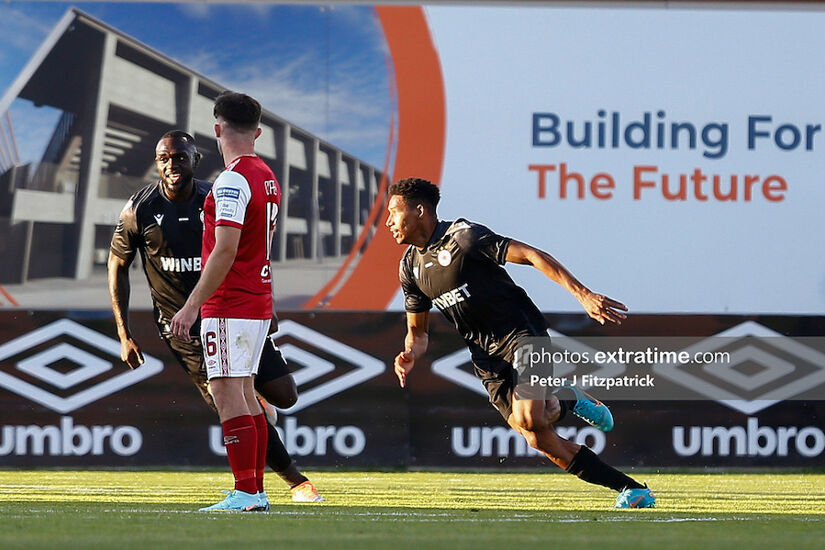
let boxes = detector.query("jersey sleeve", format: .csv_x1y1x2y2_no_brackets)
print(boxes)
213,170,252,228
109,198,140,262
399,256,432,313
454,221,511,265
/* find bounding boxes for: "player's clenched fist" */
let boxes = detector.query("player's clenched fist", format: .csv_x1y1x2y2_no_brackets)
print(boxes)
394,349,415,388
120,337,144,369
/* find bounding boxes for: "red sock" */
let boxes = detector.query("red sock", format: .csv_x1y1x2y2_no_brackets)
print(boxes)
252,413,268,493
221,415,257,494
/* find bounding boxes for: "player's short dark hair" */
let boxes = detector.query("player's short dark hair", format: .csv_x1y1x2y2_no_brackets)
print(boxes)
160,130,197,149
213,90,261,132
388,177,440,211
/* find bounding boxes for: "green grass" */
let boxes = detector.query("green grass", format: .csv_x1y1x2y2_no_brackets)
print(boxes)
1,470,823,549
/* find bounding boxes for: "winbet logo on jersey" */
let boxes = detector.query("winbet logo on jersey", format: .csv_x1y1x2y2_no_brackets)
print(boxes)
159,256,201,272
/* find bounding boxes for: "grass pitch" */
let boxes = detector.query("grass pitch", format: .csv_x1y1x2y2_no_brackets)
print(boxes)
1,470,823,549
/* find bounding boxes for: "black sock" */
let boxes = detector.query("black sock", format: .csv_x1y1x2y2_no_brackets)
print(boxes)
556,399,575,422
265,420,293,472
565,446,644,492
264,421,309,488
278,464,309,489
555,386,578,423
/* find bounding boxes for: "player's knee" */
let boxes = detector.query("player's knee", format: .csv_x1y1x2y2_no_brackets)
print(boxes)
514,410,552,434
256,376,298,409
275,387,298,408
520,430,540,449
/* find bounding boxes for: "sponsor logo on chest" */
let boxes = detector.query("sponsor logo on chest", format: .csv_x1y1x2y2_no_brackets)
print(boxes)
160,257,202,272
432,283,471,309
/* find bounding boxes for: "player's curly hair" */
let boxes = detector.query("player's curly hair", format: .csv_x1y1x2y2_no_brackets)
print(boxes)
160,130,197,147
213,90,261,132
388,177,440,210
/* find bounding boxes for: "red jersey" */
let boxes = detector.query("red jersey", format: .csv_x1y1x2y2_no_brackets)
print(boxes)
201,155,280,319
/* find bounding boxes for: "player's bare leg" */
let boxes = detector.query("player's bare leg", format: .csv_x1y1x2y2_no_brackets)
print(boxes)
257,375,297,409
508,397,579,467
212,377,255,420
508,396,650,504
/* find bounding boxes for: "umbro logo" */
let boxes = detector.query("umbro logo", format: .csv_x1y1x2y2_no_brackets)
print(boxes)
271,321,384,413
0,319,163,413
653,321,825,414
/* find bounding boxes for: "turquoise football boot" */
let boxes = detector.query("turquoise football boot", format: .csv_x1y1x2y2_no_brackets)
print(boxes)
615,486,656,508
566,383,614,432
198,489,263,512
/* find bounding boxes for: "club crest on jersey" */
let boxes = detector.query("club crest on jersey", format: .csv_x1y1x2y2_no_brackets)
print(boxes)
438,249,452,267
153,213,164,225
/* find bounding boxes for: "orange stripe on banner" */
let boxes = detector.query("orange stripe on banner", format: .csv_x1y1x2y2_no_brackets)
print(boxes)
0,284,18,307
318,6,446,310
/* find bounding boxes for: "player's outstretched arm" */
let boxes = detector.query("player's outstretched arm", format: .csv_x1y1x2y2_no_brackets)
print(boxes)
395,311,430,388
505,240,628,325
107,252,144,368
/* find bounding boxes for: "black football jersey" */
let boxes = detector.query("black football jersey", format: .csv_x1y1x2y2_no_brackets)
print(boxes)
399,219,547,359
110,179,211,322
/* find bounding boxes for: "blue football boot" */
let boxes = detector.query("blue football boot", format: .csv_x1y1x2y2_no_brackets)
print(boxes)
198,489,263,512
615,485,656,508
566,383,614,432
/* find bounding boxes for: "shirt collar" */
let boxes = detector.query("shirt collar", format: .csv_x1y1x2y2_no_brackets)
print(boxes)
423,220,450,252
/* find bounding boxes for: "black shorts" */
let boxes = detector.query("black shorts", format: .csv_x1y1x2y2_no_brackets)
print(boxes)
472,330,554,420
158,326,214,412
472,355,518,420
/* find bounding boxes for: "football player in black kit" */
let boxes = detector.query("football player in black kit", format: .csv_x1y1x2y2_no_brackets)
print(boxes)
107,130,323,503
387,177,655,508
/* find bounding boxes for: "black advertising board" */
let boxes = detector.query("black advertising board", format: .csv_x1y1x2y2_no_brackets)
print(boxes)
0,311,823,468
